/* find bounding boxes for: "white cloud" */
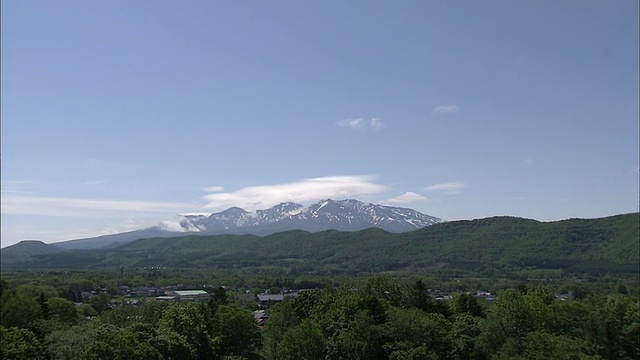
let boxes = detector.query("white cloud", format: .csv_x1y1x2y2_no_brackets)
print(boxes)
203,186,225,192
522,158,534,166
159,215,203,232
1,180,36,195
0,195,196,217
432,105,460,115
0,215,160,248
386,192,429,204
337,118,366,129
424,181,466,194
370,118,383,130
82,179,109,185
336,118,384,131
1,180,34,185
202,175,386,211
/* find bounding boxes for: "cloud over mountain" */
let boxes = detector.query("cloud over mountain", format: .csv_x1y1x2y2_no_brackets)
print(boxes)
424,182,467,194
386,192,429,204
202,175,386,211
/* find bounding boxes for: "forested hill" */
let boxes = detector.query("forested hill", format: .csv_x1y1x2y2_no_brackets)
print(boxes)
2,213,638,277
0,240,63,264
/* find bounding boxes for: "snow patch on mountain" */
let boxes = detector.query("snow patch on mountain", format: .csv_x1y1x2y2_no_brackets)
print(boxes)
153,199,443,235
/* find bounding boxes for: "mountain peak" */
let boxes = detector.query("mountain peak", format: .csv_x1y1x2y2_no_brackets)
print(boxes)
267,202,304,212
184,198,442,235
45,199,444,250
215,206,248,216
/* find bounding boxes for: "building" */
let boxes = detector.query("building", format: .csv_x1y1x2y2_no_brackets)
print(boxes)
257,293,284,306
160,290,210,302
254,310,269,327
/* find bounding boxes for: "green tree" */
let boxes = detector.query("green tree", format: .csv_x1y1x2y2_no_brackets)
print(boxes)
291,289,320,320
153,328,194,360
45,323,97,360
208,286,229,314
592,294,639,360
279,319,326,360
46,297,79,326
0,293,42,329
475,289,533,357
76,303,98,318
83,324,162,360
0,278,8,298
412,279,433,312
333,309,387,359
359,275,408,308
263,298,299,360
385,307,451,359
451,292,484,318
492,289,534,343
0,326,45,360
89,293,111,314
15,284,59,301
213,304,262,358
520,331,600,360
547,298,594,338
448,314,481,360
64,280,94,303
158,303,213,359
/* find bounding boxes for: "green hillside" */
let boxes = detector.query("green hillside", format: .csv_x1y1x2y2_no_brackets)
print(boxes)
0,240,62,264
2,213,638,278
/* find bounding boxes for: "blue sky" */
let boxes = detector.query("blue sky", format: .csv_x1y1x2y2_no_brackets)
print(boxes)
1,0,638,247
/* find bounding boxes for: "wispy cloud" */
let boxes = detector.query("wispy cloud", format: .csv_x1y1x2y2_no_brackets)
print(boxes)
1,217,152,247
370,118,383,130
424,181,467,194
386,192,429,204
203,186,225,192
0,189,34,195
336,118,384,131
432,105,460,115
521,158,534,167
1,180,36,195
1,180,34,185
82,179,109,185
202,175,386,211
0,195,195,217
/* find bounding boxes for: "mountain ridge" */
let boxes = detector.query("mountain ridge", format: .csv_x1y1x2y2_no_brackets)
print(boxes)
2,213,637,277
45,199,443,250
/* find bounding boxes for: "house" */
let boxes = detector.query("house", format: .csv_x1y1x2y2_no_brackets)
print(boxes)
174,290,210,302
257,293,284,306
128,286,159,297
81,291,96,301
162,290,210,302
254,310,269,327
475,291,494,302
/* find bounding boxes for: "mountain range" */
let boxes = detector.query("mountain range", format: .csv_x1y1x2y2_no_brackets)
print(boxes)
2,213,637,278
52,199,443,250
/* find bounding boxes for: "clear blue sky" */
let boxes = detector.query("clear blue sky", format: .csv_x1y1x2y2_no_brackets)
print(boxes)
1,0,638,247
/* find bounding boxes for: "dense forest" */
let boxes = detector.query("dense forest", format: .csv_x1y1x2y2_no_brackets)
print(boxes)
3,214,638,280
1,213,638,359
0,274,638,359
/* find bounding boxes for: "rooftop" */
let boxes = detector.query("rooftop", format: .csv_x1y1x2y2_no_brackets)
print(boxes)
174,290,208,296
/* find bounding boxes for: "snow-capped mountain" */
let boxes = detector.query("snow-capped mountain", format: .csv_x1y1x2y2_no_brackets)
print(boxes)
158,199,442,235
54,199,442,250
